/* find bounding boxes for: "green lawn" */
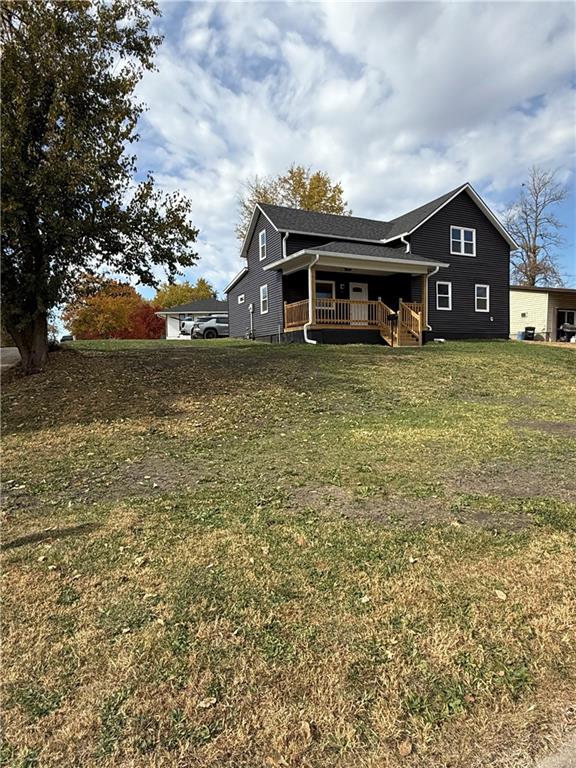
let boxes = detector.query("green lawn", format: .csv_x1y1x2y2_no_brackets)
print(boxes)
2,339,575,767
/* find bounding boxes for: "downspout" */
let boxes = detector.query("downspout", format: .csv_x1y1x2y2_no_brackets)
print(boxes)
282,232,289,259
425,266,440,330
303,254,320,345
400,235,410,253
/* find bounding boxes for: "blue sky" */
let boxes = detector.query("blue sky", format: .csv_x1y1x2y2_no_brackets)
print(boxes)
134,0,576,297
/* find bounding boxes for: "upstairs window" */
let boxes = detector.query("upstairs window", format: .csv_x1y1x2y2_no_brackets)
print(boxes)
260,284,269,314
259,229,267,260
436,281,452,311
475,284,490,312
451,226,476,256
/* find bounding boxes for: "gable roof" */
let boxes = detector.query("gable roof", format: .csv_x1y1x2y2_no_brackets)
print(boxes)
382,185,465,240
382,183,518,248
240,182,517,253
157,298,227,314
258,203,391,242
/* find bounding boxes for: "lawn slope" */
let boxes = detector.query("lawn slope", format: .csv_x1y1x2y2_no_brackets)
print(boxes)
2,340,575,767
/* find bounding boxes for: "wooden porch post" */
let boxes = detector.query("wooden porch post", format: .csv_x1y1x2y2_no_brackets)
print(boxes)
420,273,428,344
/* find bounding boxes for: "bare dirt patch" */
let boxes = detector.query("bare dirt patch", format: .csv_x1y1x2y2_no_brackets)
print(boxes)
1,454,200,514
447,462,576,502
288,484,533,531
512,420,576,437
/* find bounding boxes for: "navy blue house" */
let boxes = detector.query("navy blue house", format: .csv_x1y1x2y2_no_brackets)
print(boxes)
225,183,517,346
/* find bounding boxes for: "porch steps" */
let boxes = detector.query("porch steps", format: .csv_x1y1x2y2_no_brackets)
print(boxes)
396,331,420,347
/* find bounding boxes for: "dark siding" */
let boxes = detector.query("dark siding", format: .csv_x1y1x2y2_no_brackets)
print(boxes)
286,329,386,344
227,211,284,339
410,191,510,339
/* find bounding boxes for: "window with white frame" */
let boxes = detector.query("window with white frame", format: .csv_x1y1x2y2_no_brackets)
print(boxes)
259,229,267,260
238,294,245,305
451,226,476,256
315,280,335,300
475,284,489,312
260,284,269,314
436,281,452,310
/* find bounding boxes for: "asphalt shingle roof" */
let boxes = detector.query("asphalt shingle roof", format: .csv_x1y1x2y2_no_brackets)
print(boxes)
311,241,443,264
259,203,392,241
161,298,228,314
259,184,467,243
383,185,465,239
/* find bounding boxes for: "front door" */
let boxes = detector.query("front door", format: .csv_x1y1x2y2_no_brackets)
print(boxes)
349,282,369,325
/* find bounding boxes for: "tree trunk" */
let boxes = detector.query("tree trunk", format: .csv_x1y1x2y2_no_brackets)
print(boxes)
8,312,49,374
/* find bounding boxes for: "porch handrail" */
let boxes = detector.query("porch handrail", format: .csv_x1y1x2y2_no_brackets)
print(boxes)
399,301,422,341
284,299,309,328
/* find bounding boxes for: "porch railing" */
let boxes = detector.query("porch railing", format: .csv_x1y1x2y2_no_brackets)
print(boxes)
284,300,309,329
398,302,423,343
284,297,424,346
315,298,385,327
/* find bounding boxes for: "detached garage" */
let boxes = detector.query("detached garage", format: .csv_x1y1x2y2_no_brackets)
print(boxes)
510,286,576,341
155,299,228,339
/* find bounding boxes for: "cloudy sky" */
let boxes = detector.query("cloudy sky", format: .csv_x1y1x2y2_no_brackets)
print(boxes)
135,0,576,296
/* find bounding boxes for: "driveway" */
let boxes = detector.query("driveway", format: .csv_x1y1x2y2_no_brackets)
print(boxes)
0,347,20,371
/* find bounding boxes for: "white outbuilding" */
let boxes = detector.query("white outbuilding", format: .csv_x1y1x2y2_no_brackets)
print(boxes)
510,286,576,341
155,298,228,339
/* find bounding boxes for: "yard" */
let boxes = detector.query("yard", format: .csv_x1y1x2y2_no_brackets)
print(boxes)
1,339,575,767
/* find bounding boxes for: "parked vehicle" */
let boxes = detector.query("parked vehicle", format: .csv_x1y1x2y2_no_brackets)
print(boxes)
60,335,74,342
180,315,212,336
192,316,229,339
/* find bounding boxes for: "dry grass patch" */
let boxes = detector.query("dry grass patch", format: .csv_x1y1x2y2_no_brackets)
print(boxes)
2,340,575,767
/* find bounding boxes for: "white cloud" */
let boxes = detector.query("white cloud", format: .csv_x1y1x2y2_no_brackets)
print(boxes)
134,0,576,294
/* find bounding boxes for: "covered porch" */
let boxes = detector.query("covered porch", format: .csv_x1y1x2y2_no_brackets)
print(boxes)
265,244,446,347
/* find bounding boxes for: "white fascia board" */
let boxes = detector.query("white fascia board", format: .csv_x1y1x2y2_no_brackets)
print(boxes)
224,268,249,294
240,204,279,259
380,183,518,249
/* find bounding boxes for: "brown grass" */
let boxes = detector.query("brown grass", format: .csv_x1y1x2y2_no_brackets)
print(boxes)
1,339,575,767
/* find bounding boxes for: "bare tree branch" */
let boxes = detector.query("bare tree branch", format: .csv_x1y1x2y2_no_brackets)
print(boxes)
505,166,567,287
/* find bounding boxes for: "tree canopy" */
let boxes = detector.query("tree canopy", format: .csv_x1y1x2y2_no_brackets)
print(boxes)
1,0,198,372
154,278,216,309
236,164,351,242
63,275,164,339
506,167,568,287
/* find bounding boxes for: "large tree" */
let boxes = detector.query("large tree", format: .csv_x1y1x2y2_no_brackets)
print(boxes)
154,277,216,309
1,0,199,373
236,164,351,242
505,167,568,287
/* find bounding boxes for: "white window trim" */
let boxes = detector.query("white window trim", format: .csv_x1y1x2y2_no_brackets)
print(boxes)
436,281,452,311
260,284,269,314
450,226,476,257
238,294,245,305
259,229,267,261
315,279,336,298
475,284,490,313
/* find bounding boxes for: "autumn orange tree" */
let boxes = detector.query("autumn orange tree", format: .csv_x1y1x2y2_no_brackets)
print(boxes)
63,276,163,339
236,164,351,242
